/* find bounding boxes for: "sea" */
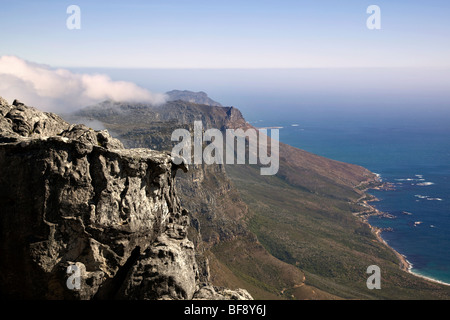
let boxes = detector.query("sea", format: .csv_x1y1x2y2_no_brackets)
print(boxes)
257,114,450,285
71,67,450,285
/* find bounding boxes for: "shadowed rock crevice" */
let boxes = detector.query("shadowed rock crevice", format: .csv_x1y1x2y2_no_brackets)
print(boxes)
93,246,142,300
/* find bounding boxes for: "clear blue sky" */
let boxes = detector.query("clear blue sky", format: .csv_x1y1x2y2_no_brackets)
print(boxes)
0,0,449,68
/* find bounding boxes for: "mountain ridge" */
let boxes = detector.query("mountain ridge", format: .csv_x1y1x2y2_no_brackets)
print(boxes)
166,90,223,107
66,91,450,299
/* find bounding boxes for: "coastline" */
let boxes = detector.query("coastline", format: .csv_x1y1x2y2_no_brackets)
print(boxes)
371,225,411,272
371,218,450,287
408,269,450,287
357,178,450,287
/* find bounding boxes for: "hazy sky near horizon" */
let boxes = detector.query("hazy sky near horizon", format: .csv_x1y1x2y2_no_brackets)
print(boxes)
1,0,450,68
1,0,449,117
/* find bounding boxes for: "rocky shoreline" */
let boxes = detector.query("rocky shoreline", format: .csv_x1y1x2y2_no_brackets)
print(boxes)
355,180,412,272
358,183,450,287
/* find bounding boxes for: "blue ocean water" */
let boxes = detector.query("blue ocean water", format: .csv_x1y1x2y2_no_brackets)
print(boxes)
254,115,450,285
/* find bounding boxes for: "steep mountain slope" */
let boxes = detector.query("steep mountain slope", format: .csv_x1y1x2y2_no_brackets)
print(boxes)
72,100,327,299
0,97,252,300
70,93,450,299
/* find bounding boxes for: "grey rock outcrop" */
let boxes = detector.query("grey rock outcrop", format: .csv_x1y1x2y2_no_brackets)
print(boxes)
0,97,252,300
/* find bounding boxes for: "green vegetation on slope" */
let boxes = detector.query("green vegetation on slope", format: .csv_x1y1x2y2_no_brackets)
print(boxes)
226,164,450,299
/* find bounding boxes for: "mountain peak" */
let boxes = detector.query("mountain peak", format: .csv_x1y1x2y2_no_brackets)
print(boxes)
166,90,223,107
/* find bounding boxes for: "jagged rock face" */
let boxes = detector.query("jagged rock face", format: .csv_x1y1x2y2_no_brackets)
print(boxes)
0,98,251,300
73,100,252,246
117,233,198,300
176,164,250,246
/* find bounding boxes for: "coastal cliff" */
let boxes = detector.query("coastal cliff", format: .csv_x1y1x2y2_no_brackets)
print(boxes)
0,97,252,300
70,92,450,300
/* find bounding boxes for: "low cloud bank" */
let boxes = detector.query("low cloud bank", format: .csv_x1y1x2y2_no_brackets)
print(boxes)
0,56,167,112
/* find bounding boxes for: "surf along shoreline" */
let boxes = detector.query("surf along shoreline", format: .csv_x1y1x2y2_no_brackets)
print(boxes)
356,175,450,287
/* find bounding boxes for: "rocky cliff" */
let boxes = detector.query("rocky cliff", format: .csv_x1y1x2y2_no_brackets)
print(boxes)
0,97,252,300
70,98,361,299
73,100,252,246
69,93,450,300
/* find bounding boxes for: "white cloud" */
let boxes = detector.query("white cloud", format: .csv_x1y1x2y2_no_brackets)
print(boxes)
0,55,167,112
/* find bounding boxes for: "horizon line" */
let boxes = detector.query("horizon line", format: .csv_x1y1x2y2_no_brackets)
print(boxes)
62,66,450,70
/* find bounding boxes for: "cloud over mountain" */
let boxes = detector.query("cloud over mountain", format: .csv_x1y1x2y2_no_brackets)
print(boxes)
0,56,167,112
